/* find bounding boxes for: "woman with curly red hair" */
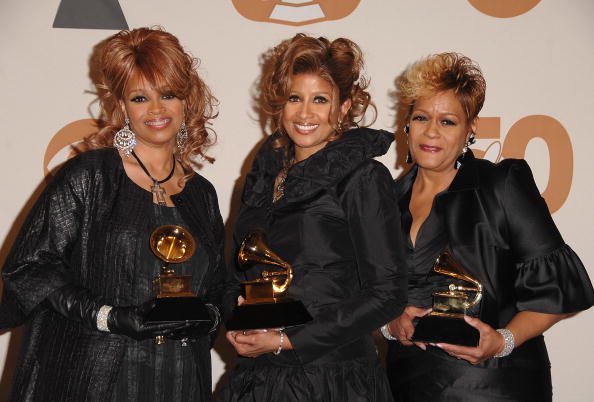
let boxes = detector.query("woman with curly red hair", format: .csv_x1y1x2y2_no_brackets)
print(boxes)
219,33,407,401
1,27,225,401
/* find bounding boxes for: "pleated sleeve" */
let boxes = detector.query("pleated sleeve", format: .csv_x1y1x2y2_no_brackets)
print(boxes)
502,160,594,313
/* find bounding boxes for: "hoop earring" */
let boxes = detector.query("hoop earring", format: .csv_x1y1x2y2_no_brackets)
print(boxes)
177,121,188,152
114,117,136,157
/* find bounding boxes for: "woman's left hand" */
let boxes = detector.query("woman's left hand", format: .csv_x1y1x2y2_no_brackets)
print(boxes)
435,315,504,364
226,329,293,358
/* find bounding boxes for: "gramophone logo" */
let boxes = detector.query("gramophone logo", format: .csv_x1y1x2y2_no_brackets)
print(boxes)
232,0,361,26
467,0,541,18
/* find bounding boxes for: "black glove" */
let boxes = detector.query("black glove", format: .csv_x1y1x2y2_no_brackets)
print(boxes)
166,303,220,341
107,300,193,341
45,284,103,330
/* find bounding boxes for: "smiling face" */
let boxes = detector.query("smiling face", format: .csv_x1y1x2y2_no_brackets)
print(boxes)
119,72,184,151
408,89,477,174
281,73,351,162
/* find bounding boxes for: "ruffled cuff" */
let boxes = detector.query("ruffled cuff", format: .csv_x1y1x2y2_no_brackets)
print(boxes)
514,244,594,314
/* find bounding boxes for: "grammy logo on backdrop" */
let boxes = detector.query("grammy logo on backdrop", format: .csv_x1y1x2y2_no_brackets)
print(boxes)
232,0,360,26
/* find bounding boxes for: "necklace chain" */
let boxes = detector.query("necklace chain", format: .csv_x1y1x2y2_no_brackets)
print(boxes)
131,150,176,206
272,159,294,203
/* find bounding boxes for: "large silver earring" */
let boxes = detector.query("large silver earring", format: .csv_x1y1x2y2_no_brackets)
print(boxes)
114,117,136,157
176,121,188,152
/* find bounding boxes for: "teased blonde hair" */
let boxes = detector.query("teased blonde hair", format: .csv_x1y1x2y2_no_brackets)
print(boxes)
397,52,486,122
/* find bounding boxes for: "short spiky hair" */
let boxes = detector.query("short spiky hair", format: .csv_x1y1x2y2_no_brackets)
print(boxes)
397,52,486,122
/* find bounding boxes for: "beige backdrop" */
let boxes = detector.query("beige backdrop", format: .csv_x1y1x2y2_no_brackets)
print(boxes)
1,1,593,400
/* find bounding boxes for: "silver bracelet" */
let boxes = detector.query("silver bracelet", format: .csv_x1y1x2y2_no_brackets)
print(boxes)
205,304,221,334
273,330,285,355
493,328,515,358
380,324,398,341
96,305,113,332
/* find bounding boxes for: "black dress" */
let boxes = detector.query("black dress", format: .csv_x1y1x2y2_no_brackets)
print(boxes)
387,156,594,402
110,205,208,401
1,148,226,401
219,128,408,402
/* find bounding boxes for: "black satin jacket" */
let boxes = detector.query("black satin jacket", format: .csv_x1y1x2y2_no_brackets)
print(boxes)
395,153,594,368
227,128,408,365
1,148,226,401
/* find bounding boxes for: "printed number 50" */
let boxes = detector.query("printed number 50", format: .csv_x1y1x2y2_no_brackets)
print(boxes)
474,115,572,213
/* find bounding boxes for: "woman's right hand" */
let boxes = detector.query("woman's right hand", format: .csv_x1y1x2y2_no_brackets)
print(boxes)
387,306,431,349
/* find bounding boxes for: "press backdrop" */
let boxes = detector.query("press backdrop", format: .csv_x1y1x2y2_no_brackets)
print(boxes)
1,1,592,400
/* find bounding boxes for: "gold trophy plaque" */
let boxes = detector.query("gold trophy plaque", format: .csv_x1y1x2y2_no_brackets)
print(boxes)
226,232,312,330
412,250,482,346
144,225,210,340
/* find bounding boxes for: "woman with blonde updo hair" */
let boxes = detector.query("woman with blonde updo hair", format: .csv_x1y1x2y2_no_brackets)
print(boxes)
382,52,593,401
1,27,225,401
220,33,407,401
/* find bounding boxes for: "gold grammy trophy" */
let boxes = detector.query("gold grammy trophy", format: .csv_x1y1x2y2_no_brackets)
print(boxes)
412,250,483,346
226,232,312,330
144,225,210,343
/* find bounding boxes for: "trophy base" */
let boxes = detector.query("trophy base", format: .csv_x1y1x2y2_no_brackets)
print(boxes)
144,296,210,324
412,314,479,347
226,300,312,331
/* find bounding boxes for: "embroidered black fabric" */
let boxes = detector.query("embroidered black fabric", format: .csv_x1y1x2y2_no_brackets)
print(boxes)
1,148,225,401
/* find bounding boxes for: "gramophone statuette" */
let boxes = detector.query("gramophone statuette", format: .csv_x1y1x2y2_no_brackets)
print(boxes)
225,231,312,330
412,250,483,346
144,225,210,344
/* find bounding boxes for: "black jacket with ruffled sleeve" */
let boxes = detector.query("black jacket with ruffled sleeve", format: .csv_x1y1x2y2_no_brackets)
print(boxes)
1,148,225,401
395,152,594,369
227,127,408,365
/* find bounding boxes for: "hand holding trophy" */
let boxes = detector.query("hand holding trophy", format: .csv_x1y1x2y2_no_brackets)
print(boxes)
144,225,211,343
226,231,312,330
412,250,483,346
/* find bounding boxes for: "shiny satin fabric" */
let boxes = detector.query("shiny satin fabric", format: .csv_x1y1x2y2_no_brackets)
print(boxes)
388,153,594,400
220,128,407,401
388,341,552,402
1,148,226,401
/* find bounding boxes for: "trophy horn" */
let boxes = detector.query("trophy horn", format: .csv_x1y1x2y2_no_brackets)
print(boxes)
238,232,293,294
433,251,483,308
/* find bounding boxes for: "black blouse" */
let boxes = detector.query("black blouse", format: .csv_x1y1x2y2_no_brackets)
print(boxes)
399,187,449,310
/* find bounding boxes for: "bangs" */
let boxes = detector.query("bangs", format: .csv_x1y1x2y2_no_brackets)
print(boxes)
120,41,192,99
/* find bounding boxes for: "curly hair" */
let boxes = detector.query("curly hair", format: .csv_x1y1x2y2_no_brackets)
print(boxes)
86,27,218,172
397,52,486,125
258,33,375,149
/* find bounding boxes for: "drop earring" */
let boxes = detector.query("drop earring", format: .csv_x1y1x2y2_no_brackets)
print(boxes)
404,124,412,164
454,133,475,170
114,117,136,157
